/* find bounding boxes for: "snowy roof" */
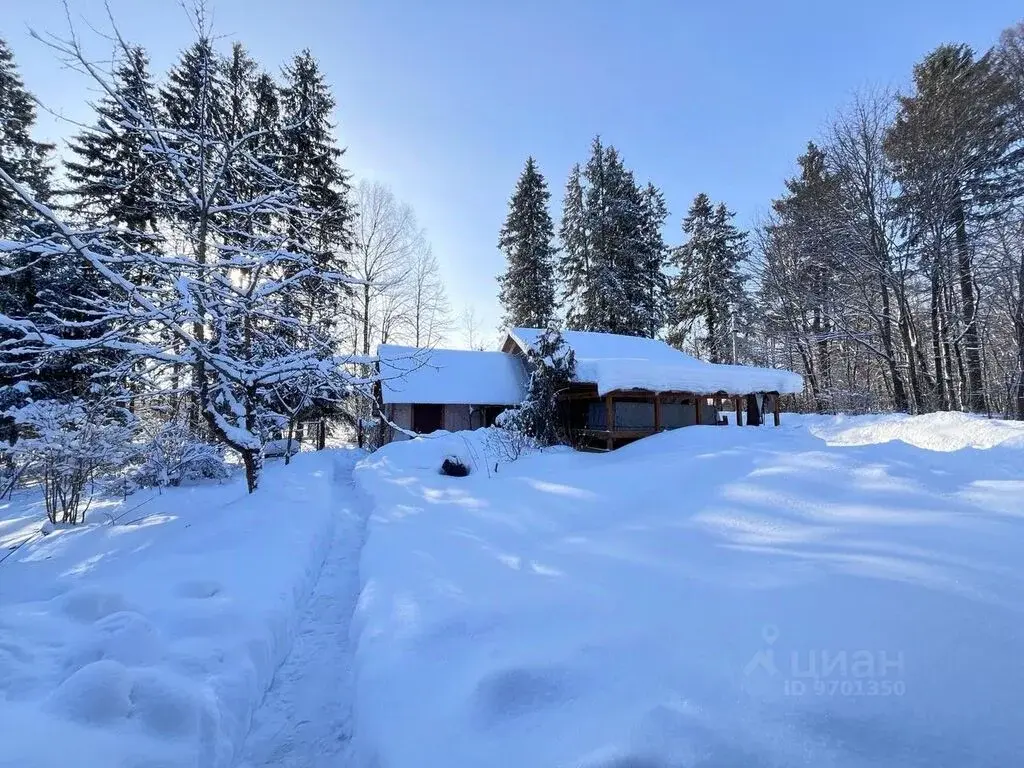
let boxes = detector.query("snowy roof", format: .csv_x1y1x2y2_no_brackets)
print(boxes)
506,328,803,396
377,345,528,406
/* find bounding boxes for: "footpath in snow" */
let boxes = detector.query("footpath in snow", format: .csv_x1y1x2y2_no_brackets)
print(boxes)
0,448,363,768
350,413,1024,767
237,452,367,768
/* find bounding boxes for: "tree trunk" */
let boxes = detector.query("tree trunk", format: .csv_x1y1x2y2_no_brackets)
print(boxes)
796,341,824,412
878,278,908,412
362,282,371,356
929,259,948,411
1015,251,1024,419
896,302,925,414
285,418,295,466
241,448,261,494
953,200,986,413
1015,337,1024,420
941,278,962,411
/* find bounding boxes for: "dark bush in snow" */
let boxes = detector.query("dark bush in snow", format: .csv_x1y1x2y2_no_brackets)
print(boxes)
440,456,470,477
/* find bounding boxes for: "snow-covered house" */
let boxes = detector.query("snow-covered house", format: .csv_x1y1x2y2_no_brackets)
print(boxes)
376,330,802,449
376,345,528,442
502,328,803,450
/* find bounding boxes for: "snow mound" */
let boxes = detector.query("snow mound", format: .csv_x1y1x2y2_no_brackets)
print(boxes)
0,450,357,768
796,411,1024,452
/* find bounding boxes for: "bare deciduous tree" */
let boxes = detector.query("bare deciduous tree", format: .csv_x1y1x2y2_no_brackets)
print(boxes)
350,180,420,355
407,246,452,347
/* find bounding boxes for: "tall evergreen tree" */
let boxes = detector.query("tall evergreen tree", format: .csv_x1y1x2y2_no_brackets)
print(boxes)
64,46,160,248
885,45,1024,413
591,144,637,335
558,163,589,330
221,43,259,222
0,37,71,407
250,71,283,170
560,137,665,336
667,193,748,363
0,38,53,234
279,50,353,341
637,182,669,337
766,143,844,408
497,157,558,328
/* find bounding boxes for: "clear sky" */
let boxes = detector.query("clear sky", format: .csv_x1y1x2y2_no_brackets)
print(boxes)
5,0,1023,347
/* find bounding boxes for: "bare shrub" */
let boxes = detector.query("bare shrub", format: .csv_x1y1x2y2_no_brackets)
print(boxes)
8,399,136,525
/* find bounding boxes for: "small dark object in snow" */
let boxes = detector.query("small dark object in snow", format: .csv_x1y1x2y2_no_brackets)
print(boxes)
440,456,470,477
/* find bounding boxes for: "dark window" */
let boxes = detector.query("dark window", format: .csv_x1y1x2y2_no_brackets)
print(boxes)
483,406,505,427
412,404,444,434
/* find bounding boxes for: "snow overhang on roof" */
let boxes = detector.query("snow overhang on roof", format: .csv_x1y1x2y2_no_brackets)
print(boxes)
506,328,803,397
376,345,528,406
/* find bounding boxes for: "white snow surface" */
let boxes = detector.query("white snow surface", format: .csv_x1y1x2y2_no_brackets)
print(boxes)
0,449,362,768
377,344,528,405
509,327,804,395
351,415,1024,767
793,410,1024,451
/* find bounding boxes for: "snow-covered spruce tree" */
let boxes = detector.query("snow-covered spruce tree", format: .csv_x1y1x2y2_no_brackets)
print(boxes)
504,328,576,446
220,43,260,238
0,26,367,494
279,50,354,339
0,38,103,416
62,46,165,407
497,156,558,328
0,38,53,234
64,46,161,249
637,182,669,338
273,50,356,439
559,163,590,330
581,136,616,332
590,144,641,335
667,193,748,363
559,137,666,337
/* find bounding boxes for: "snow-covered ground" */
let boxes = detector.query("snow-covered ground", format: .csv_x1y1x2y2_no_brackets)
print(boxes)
351,413,1024,767
4,414,1023,768
0,449,364,768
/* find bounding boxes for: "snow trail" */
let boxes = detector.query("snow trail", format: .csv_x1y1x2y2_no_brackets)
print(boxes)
237,449,368,768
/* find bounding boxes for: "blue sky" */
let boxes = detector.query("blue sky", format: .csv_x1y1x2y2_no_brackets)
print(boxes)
6,0,1022,346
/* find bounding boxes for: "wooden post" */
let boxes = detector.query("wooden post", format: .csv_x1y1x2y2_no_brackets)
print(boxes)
773,393,781,427
605,394,614,450
735,396,743,426
694,395,702,426
654,394,662,432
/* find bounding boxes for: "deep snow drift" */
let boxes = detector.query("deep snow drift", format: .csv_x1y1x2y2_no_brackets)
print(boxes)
0,450,360,768
351,414,1024,767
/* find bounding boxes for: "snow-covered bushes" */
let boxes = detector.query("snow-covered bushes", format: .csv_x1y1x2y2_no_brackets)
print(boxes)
7,399,136,524
486,410,537,461
500,328,576,447
128,420,231,490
